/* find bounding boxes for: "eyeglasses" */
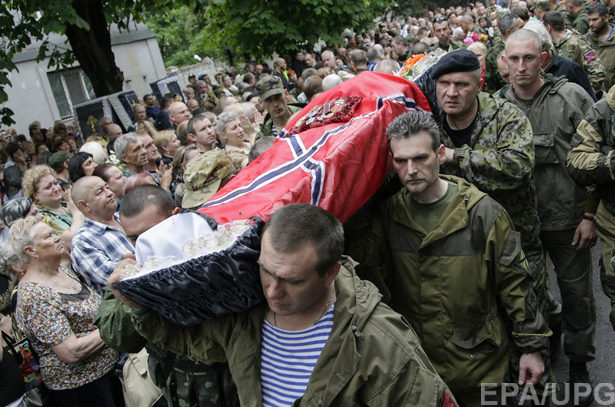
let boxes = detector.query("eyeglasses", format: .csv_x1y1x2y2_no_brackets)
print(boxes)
434,17,448,23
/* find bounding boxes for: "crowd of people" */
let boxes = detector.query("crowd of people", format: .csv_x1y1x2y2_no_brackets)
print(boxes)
1,0,615,405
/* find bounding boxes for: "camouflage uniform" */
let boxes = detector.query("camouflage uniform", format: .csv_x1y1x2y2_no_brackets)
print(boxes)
502,74,597,365
555,29,606,94
567,84,615,330
585,24,615,90
438,92,555,389
568,8,590,34
257,104,304,139
484,38,506,94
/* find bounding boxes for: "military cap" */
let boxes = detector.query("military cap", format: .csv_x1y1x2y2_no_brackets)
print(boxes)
47,151,71,173
255,75,284,101
534,0,549,10
431,50,481,80
214,87,225,97
182,149,236,209
188,73,196,79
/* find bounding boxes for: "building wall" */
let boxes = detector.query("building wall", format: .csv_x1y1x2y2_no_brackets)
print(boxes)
4,23,166,136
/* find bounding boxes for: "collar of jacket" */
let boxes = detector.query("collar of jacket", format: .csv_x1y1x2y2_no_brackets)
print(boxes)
229,257,380,406
504,73,565,106
390,175,486,247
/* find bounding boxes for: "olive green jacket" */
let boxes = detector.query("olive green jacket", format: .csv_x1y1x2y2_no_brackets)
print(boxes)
133,258,457,407
555,29,606,94
440,92,540,246
346,176,549,394
501,75,594,231
585,26,615,91
568,85,615,216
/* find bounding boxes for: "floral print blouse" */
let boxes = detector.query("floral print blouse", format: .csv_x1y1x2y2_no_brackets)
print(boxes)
15,269,117,390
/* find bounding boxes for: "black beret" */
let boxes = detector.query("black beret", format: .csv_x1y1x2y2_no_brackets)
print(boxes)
431,50,481,80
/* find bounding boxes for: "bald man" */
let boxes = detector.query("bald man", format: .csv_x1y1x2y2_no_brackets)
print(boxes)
168,101,192,128
71,176,133,293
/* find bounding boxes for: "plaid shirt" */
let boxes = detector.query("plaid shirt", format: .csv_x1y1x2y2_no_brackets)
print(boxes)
71,215,134,294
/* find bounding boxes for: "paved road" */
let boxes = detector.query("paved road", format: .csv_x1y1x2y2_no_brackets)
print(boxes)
549,241,615,407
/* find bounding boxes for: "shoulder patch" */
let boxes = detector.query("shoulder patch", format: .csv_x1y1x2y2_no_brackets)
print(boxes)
584,50,596,63
440,391,458,407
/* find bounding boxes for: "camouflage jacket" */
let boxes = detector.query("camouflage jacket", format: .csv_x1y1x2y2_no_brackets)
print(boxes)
501,75,594,231
257,104,304,139
569,8,590,35
585,26,615,90
567,84,615,217
485,39,506,94
555,29,606,93
439,92,541,246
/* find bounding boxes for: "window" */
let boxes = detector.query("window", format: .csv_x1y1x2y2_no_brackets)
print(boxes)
47,68,96,119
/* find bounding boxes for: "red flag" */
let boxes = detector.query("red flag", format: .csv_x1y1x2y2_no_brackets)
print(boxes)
198,72,431,224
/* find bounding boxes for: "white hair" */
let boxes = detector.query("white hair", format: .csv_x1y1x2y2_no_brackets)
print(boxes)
322,74,343,91
80,141,108,165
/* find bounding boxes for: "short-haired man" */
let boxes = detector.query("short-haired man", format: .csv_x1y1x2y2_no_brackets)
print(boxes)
103,123,123,154
524,20,598,101
133,104,147,122
431,17,466,52
195,80,219,113
346,111,548,406
94,185,238,407
543,11,606,96
567,84,615,335
304,53,316,68
392,35,410,61
485,13,525,92
115,133,148,178
585,4,615,90
366,47,381,71
168,101,192,128
374,58,401,74
255,75,303,139
143,94,160,121
110,203,458,406
563,0,590,34
187,114,217,152
272,58,289,89
48,151,71,184
71,176,133,293
137,132,162,185
501,29,596,405
320,50,337,69
349,49,368,74
496,51,512,83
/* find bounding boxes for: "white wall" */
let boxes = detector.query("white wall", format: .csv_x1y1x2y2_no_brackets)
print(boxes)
3,23,166,136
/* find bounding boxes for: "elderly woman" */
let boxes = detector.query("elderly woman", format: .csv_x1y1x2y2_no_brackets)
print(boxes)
218,111,251,169
22,165,84,249
79,141,108,165
9,217,122,406
154,130,181,166
0,197,40,228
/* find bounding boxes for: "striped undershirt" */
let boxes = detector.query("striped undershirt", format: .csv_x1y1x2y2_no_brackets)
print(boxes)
261,304,335,407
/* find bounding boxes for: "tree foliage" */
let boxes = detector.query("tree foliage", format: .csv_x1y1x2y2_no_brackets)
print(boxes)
144,6,224,68
203,0,389,58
